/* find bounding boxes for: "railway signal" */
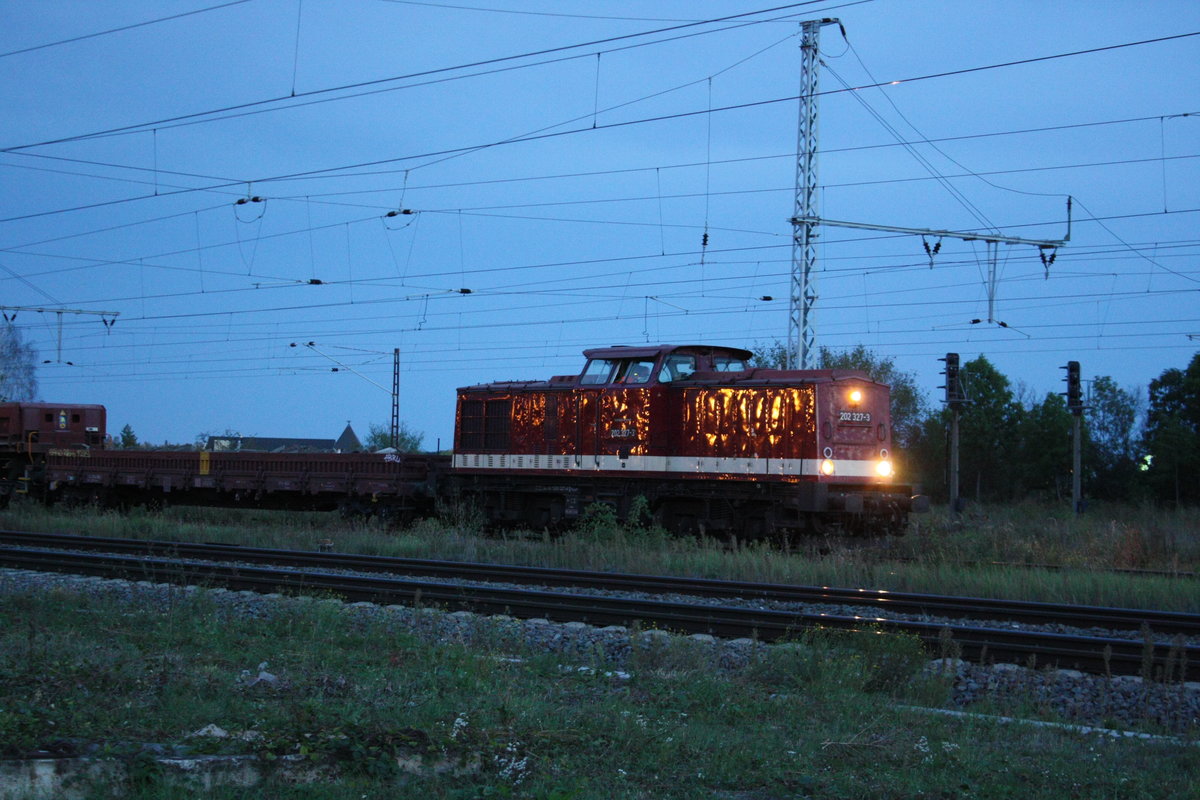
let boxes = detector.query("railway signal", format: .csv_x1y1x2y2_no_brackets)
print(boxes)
939,353,965,515
939,352,967,410
1061,360,1085,514
1064,360,1084,415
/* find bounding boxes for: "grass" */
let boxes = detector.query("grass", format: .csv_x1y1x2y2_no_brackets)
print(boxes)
1,581,1197,799
2,497,1198,610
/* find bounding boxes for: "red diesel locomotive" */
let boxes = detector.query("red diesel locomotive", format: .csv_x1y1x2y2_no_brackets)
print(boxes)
10,344,924,536
451,344,922,535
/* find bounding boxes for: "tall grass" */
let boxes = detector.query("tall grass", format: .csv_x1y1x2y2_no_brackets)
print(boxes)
2,497,1198,610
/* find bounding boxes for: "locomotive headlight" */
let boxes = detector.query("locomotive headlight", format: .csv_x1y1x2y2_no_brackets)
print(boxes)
848,389,863,405
875,460,894,478
820,458,836,476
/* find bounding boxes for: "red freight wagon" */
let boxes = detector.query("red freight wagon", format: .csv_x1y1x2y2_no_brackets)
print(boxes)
43,449,445,518
1,402,106,506
452,344,922,536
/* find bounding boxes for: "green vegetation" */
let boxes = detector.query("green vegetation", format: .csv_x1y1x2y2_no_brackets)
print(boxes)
117,423,139,449
2,498,1199,613
2,575,1196,798
364,420,425,452
0,323,38,402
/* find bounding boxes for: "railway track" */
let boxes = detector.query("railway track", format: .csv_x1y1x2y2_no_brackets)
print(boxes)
1,531,1197,680
876,553,1196,581
1,529,1195,636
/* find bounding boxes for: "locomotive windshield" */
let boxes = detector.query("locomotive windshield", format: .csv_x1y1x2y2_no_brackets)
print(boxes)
617,360,655,384
712,355,749,372
658,354,696,383
580,357,658,385
580,358,618,385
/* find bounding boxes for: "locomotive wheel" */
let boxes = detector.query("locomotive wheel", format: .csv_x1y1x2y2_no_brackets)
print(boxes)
805,513,831,536
337,498,371,519
373,503,415,527
881,512,909,537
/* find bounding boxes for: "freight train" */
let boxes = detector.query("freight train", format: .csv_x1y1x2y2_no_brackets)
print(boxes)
0,344,926,537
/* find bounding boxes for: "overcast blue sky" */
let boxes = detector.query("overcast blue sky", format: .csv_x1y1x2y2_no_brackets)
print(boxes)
2,0,1198,448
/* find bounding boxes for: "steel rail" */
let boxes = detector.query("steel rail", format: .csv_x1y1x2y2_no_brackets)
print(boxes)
882,554,1195,581
0,530,1195,637
1,545,1196,680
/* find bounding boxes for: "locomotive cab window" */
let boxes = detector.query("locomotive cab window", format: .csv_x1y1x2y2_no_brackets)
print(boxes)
712,355,749,372
616,359,656,385
658,355,696,383
580,358,618,385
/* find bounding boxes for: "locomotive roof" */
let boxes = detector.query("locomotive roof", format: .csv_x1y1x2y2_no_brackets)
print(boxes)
693,367,876,386
0,402,106,411
457,345,889,392
581,343,754,361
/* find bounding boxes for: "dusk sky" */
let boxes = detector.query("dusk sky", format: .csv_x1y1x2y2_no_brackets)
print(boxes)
3,1,1198,448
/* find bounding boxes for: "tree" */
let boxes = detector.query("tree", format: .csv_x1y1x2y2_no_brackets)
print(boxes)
1142,353,1200,506
905,409,950,501
1012,392,1073,500
953,355,1023,502
365,421,424,452
750,340,789,370
0,325,38,402
1086,376,1143,502
118,424,139,449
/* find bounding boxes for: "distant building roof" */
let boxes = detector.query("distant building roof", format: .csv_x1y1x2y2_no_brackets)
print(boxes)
206,424,361,453
335,423,361,452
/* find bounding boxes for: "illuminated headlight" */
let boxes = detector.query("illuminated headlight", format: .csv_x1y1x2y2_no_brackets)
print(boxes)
875,460,894,478
820,459,836,476
848,389,863,405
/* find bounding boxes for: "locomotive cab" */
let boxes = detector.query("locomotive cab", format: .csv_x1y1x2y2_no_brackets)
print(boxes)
1,402,106,506
578,347,750,387
0,403,106,454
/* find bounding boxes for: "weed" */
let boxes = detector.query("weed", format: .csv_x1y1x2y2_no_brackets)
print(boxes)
572,502,621,542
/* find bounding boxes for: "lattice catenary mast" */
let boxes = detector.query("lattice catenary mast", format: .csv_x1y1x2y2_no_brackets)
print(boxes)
788,18,840,369
788,19,1069,368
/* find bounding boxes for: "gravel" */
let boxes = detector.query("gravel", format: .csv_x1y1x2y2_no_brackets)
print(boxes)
2,565,1198,736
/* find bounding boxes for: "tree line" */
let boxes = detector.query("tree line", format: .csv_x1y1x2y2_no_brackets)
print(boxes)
754,342,1200,508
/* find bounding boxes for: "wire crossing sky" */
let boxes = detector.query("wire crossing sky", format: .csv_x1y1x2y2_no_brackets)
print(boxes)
2,0,1198,446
